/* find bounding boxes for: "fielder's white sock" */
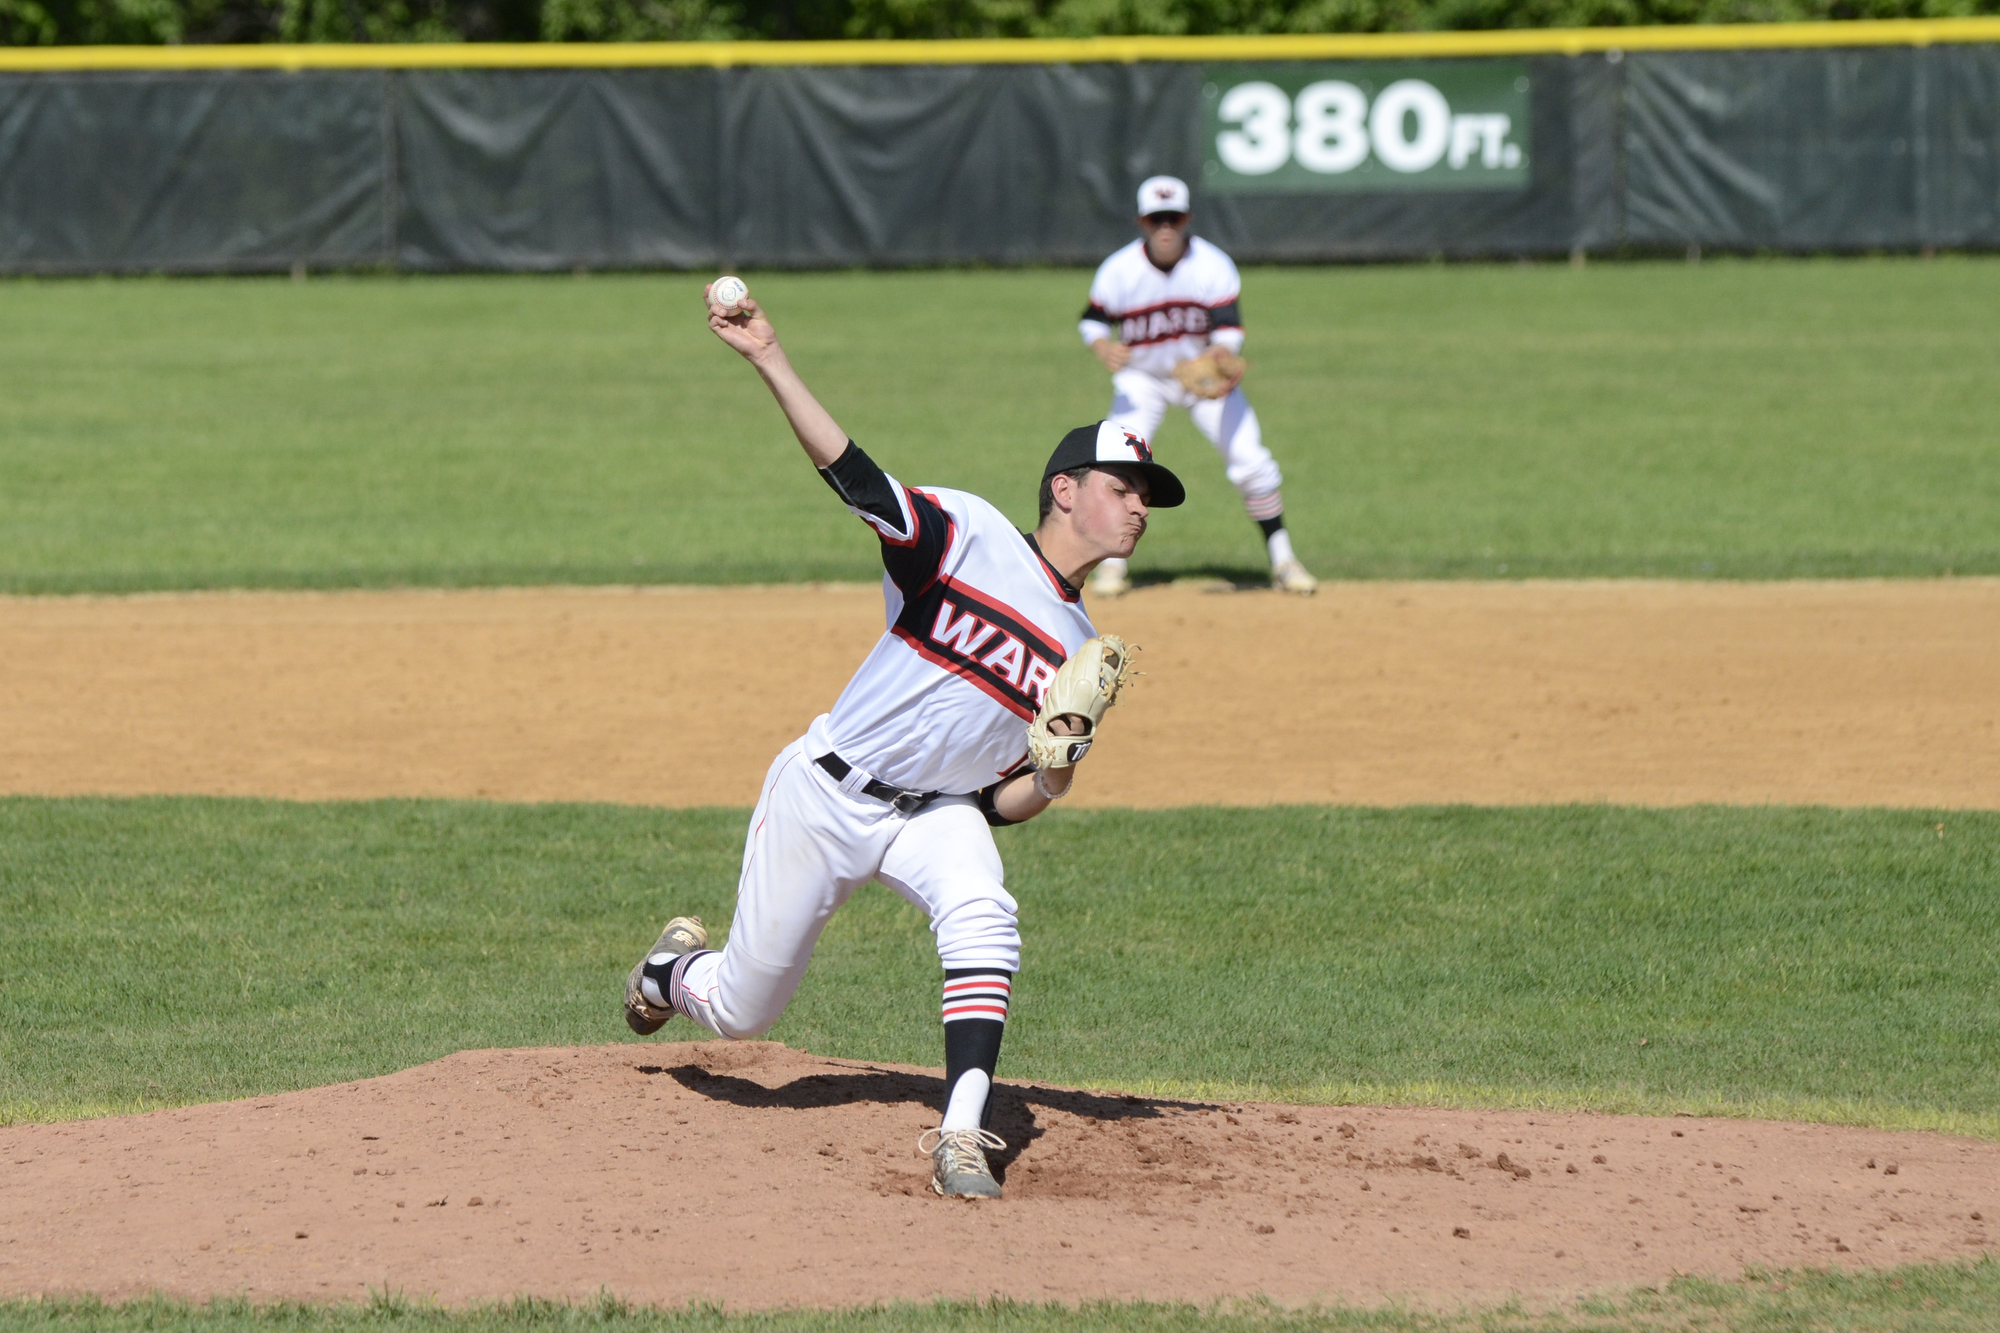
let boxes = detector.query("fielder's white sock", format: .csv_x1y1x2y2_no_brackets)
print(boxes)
942,1068,991,1132
1267,528,1297,567
1093,557,1128,583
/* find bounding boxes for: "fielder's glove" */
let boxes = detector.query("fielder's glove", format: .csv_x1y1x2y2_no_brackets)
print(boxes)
1027,635,1135,770
1171,349,1246,399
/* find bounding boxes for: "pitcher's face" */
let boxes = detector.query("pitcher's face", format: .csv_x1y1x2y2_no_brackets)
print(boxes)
1070,466,1152,558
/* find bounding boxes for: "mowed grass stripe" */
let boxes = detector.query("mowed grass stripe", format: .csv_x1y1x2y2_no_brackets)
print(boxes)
5,1261,2000,1331
2,259,1998,593
2,799,1993,1133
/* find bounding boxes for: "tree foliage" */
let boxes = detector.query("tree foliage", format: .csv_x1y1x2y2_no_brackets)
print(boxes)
1,0,1995,46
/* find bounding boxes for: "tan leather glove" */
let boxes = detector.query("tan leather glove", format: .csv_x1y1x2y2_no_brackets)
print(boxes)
1171,348,1246,399
1027,636,1135,770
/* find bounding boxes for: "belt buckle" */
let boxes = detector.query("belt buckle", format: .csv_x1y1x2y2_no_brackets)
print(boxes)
890,790,926,816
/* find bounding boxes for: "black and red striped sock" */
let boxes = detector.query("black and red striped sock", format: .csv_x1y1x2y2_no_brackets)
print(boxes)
940,968,1010,1131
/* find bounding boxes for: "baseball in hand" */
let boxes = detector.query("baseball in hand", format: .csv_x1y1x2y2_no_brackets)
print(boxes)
707,275,748,316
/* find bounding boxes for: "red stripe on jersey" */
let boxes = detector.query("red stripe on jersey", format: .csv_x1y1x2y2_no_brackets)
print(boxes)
1105,296,1240,349
891,626,1037,721
1031,548,1079,602
906,488,957,593
1098,293,1242,321
934,575,1066,666
867,483,921,548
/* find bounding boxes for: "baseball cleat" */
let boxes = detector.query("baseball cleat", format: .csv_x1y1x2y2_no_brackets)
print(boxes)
1089,562,1132,599
1271,558,1319,596
623,915,707,1035
919,1127,1006,1199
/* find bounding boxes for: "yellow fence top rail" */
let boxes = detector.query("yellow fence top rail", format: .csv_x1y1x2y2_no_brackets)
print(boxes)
3,16,1999,71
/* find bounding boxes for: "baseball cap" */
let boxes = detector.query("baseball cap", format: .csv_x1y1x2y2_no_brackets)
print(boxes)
1136,175,1191,217
1043,421,1186,508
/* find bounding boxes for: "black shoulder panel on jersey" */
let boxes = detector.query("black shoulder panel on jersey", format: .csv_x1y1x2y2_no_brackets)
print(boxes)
818,441,900,528
1208,298,1243,329
821,442,953,594
1081,302,1113,324
880,489,953,595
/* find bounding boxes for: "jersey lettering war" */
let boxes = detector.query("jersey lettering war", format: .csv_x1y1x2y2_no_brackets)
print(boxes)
1116,303,1216,347
1079,236,1244,379
813,442,1097,796
911,593,1062,715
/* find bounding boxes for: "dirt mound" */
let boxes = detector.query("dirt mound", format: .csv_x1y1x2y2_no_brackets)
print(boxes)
2,1044,1993,1310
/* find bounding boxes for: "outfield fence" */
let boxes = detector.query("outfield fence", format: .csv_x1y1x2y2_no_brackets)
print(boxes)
3,21,1998,273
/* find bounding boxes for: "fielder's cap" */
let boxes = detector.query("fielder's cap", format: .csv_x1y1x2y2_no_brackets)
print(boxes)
1136,175,1191,217
1044,421,1186,508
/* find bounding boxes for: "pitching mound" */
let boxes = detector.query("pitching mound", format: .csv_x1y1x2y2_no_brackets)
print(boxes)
3,1044,1994,1310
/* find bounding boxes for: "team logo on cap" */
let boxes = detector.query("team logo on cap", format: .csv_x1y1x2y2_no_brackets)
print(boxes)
1137,175,1191,215
1095,419,1154,463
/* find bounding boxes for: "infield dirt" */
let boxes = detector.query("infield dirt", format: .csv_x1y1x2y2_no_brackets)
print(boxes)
3,578,1996,809
6,579,1997,1310
4,1043,1996,1311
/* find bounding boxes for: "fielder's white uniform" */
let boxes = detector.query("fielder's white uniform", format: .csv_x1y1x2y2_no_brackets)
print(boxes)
1079,236,1283,521
661,441,1095,1047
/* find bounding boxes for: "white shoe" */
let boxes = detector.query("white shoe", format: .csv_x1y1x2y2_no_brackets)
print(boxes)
1271,558,1319,595
1090,564,1132,598
920,1127,1005,1198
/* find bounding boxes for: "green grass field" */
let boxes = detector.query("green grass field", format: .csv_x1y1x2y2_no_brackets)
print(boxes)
5,798,1993,1134
6,797,1999,1325
6,1259,2000,1332
6,259,1998,1327
3,258,1998,592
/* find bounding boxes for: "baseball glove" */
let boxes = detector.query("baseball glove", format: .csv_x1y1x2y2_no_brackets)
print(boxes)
1171,349,1246,399
1027,635,1135,770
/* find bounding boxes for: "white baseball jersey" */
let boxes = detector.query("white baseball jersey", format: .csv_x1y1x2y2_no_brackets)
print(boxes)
1079,236,1247,377
813,442,1097,797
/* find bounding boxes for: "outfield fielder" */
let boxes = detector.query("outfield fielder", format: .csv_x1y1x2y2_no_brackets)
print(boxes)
1081,175,1318,599
622,290,1184,1200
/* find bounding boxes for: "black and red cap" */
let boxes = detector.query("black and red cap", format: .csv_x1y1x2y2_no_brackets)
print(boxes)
1043,421,1186,508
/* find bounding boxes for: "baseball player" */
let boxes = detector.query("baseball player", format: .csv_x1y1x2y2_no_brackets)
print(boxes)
623,289,1183,1200
1080,174,1317,599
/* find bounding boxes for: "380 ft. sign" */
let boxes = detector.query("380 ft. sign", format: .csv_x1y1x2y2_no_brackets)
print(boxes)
1201,62,1531,195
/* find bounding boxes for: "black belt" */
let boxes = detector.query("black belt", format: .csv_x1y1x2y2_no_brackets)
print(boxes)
815,753,942,816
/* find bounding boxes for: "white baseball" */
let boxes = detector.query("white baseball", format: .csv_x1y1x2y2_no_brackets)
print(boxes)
707,275,748,315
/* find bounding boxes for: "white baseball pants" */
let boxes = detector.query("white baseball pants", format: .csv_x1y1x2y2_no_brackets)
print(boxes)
1108,368,1283,504
671,725,1020,1041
